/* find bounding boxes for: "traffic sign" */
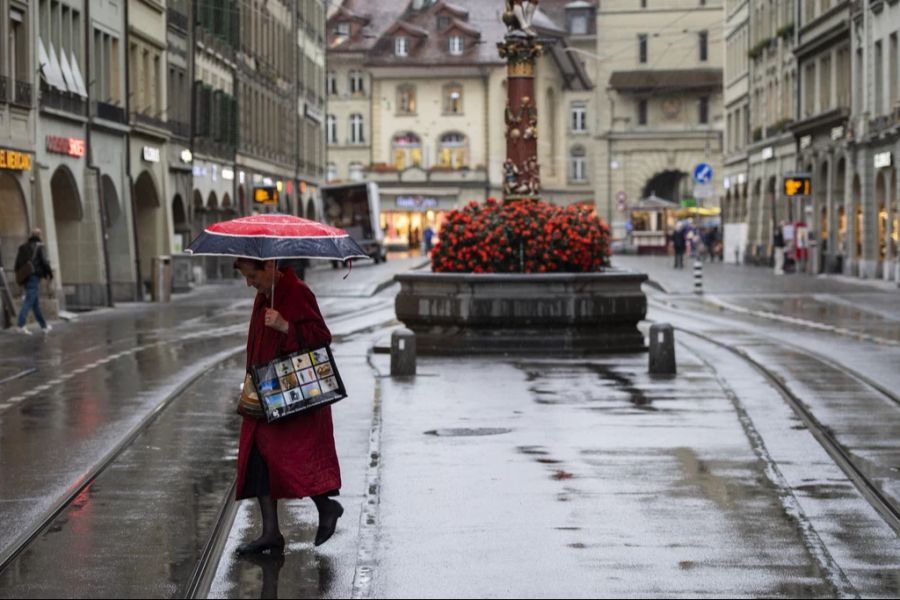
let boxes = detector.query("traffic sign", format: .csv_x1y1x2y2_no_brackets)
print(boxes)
693,163,713,185
693,184,714,199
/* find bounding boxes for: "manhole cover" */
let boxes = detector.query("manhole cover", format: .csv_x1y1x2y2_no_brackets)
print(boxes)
424,427,512,437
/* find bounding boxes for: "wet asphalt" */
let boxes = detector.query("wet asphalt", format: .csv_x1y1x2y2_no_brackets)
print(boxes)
0,254,898,598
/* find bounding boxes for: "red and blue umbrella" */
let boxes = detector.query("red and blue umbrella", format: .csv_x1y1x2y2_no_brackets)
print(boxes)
185,213,369,262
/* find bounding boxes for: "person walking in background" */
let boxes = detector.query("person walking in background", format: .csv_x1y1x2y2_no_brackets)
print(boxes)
773,222,786,275
14,229,53,335
423,225,435,255
672,223,686,269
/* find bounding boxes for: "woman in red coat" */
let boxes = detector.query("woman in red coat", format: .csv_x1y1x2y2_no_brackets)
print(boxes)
234,258,343,554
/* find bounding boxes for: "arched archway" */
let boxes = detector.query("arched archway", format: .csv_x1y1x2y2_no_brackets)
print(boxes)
852,173,862,261
0,173,28,273
238,185,247,215
642,170,688,204
816,160,829,273
221,193,233,214
835,157,847,258
51,166,87,295
890,168,898,279
207,191,218,210
101,175,131,296
877,170,887,270
172,194,189,252
306,198,316,221
134,170,162,288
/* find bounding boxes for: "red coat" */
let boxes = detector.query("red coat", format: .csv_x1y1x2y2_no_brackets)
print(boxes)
236,267,342,500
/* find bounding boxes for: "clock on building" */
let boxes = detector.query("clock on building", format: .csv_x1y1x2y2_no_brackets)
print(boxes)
662,98,681,119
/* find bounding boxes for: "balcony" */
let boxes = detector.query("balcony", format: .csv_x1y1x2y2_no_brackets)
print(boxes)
167,8,189,32
14,81,32,107
132,110,167,130
94,101,126,123
168,119,191,138
40,84,87,116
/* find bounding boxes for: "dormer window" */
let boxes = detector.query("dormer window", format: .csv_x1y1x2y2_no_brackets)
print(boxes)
336,21,350,37
449,36,464,55
437,15,450,29
395,36,409,56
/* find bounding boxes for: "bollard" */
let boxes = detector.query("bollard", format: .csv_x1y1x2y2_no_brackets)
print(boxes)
649,323,676,375
390,328,416,376
693,259,703,294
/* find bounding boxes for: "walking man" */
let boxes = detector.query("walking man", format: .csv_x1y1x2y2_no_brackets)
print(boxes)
14,229,53,335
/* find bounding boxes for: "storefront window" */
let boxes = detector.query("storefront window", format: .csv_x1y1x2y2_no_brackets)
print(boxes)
392,132,421,170
437,132,466,168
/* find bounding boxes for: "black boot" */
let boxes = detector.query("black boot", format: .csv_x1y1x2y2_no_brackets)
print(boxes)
312,497,344,547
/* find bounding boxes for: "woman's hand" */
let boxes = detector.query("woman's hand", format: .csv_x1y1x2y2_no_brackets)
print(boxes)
264,308,290,334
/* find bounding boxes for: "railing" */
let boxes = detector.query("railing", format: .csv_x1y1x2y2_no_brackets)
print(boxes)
40,84,87,116
167,8,189,31
94,100,126,123
132,110,167,130
14,81,32,106
168,119,191,138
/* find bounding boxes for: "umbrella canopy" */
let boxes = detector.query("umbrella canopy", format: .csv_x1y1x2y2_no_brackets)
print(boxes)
185,213,369,262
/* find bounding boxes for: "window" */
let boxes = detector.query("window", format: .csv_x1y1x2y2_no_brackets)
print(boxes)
638,34,648,63
444,83,463,114
438,132,467,168
437,15,450,29
336,21,349,37
875,40,884,115
349,113,364,143
326,163,337,182
349,70,364,95
349,162,364,181
327,114,337,144
395,36,408,57
638,99,648,125
9,7,28,89
890,34,899,110
570,146,587,182
392,132,422,170
568,14,588,35
397,84,416,114
641,0,647,7
699,96,709,124
570,102,587,132
449,35,464,55
699,31,708,62
327,71,337,95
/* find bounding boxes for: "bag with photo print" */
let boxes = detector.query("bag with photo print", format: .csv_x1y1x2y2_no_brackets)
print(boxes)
249,337,347,424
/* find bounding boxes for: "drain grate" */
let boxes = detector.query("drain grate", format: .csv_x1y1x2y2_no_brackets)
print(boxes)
424,427,512,437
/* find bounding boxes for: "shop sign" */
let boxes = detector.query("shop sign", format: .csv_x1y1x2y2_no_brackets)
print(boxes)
761,146,774,160
180,149,193,163
192,165,209,178
783,173,812,197
254,186,278,204
396,196,438,209
831,126,844,141
799,135,812,150
0,148,32,170
874,152,892,169
46,135,85,157
222,168,235,181
737,173,746,185
142,146,160,163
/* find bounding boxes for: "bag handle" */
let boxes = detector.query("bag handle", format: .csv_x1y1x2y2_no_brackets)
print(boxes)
275,318,306,357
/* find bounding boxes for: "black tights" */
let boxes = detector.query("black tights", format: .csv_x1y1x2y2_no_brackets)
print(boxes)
257,493,332,539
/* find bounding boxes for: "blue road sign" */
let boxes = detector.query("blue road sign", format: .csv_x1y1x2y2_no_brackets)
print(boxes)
693,162,713,185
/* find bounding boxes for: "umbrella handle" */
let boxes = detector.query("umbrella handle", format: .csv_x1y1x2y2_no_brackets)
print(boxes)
342,259,353,280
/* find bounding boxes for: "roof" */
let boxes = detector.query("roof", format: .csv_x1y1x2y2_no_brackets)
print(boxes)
609,69,723,93
327,0,411,53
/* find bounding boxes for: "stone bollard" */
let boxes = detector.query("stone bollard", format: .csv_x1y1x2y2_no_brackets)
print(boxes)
693,260,703,294
649,323,676,375
390,328,416,376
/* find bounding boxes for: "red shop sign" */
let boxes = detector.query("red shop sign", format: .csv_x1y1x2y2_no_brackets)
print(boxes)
46,135,85,158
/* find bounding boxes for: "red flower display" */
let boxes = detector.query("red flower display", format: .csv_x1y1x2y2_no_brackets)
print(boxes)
431,197,611,273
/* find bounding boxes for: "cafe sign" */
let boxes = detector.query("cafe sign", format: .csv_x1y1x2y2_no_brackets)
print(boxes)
0,148,32,170
47,135,85,157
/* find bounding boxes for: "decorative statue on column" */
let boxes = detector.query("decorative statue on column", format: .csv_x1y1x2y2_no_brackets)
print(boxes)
503,0,539,36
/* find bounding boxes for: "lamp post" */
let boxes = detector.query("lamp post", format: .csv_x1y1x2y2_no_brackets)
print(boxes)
498,1,543,200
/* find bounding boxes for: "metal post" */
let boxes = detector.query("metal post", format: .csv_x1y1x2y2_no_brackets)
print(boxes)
693,259,703,294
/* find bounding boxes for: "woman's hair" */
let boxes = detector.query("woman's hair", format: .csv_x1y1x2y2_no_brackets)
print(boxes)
233,258,269,271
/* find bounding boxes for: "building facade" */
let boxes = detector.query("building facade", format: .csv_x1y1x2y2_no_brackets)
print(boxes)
595,0,725,246
326,0,593,250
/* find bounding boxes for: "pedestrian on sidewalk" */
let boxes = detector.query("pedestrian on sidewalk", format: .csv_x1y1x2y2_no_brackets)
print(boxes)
773,222,786,275
233,258,344,555
14,229,53,335
672,223,686,269
423,224,435,255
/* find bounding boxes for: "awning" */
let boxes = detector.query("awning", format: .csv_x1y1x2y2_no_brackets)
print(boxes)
609,69,723,93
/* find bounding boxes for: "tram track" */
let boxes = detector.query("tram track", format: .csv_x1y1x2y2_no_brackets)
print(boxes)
0,299,398,588
649,298,900,535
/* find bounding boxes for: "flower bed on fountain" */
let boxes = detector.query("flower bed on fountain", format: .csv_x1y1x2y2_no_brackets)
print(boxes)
394,198,647,355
